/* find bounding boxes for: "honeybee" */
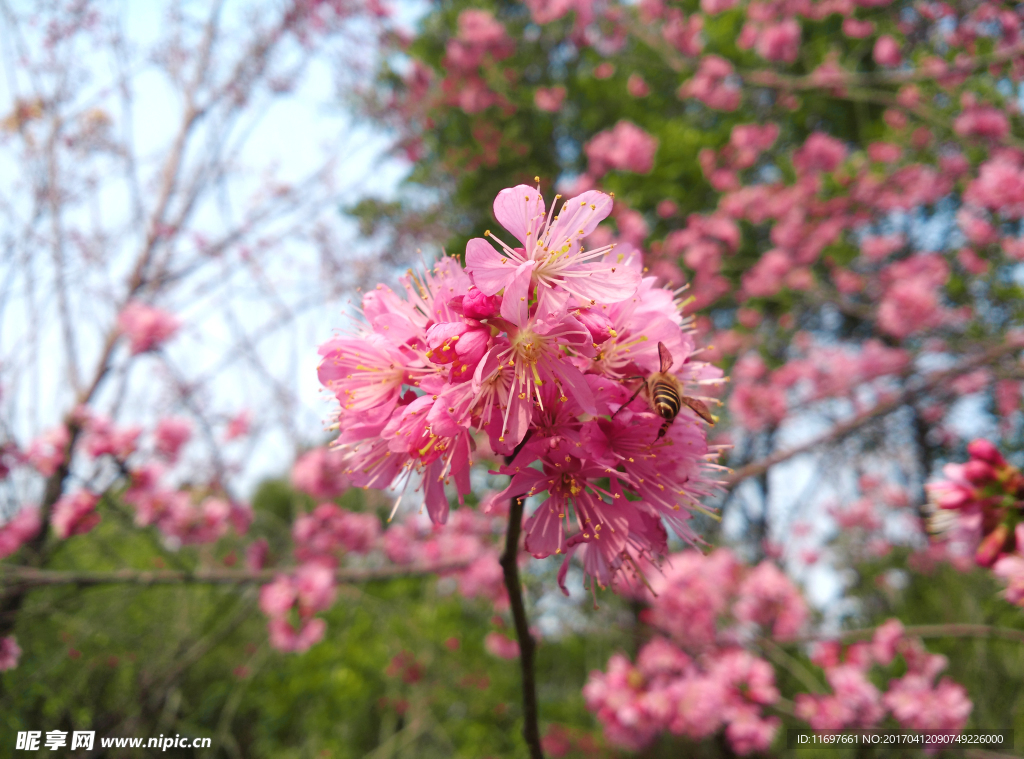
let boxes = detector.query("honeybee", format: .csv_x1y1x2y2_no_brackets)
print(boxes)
613,342,715,438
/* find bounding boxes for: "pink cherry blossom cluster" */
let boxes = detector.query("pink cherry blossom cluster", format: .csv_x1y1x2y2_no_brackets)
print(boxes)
4,409,235,550
584,639,781,754
586,550,973,752
924,439,1024,608
0,507,41,560
0,634,20,671
291,447,350,501
583,549,804,752
797,620,972,732
383,508,508,606
440,10,514,115
257,502,508,651
317,183,723,592
725,338,909,432
259,563,336,653
116,301,180,355
925,439,1024,568
584,120,659,177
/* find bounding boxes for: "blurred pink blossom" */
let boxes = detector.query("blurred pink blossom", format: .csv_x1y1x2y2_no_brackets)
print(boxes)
585,120,659,175
0,635,21,671
51,490,101,539
534,85,566,112
117,301,180,355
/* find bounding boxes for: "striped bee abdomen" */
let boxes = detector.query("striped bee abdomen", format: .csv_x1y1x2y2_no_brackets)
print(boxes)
651,381,681,420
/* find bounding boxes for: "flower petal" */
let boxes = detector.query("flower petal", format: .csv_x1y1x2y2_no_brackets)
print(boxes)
493,184,546,246
499,260,535,324
558,262,642,305
524,496,566,558
546,190,613,251
466,237,515,296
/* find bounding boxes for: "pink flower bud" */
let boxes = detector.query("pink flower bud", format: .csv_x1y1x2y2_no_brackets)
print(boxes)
458,287,500,320
963,459,996,485
967,438,1006,467
576,308,615,343
976,523,1011,567
873,35,901,67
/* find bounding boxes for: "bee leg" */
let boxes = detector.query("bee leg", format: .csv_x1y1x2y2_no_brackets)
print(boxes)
656,419,670,440
611,377,646,420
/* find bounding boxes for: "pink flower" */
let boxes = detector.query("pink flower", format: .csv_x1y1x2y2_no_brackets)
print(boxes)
954,107,1010,140
867,142,901,163
25,425,70,477
884,674,972,731
873,35,901,66
82,416,141,460
793,132,847,174
627,73,650,97
871,618,904,665
291,448,350,500
860,234,904,261
534,86,566,112
662,11,704,56
733,561,807,640
465,184,640,309
260,575,297,618
0,507,42,559
585,121,659,175
246,538,269,571
457,9,509,47
796,665,884,729
994,553,1024,606
426,319,491,381
154,417,191,462
756,20,800,63
268,617,326,653
701,0,738,13
644,550,739,650
524,0,577,25
741,249,792,298
224,410,250,441
0,635,21,671
679,55,740,111
51,490,101,539
842,18,875,37
294,503,381,562
877,280,942,338
964,156,1024,216
730,383,787,431
725,711,779,755
295,563,337,614
117,301,180,355
484,631,521,659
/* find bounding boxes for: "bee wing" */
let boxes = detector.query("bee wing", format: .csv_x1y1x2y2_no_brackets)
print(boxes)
657,342,674,374
680,396,715,425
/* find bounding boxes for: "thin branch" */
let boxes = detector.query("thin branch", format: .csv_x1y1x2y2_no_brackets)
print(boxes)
0,560,475,590
501,432,544,759
799,624,1024,646
723,339,1024,489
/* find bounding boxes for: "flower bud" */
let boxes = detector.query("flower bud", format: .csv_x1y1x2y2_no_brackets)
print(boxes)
967,438,1006,467
963,459,996,486
459,287,500,320
576,308,615,343
976,522,1012,567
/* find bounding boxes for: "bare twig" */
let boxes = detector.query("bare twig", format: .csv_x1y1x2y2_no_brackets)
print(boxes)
0,560,475,590
797,624,1024,646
